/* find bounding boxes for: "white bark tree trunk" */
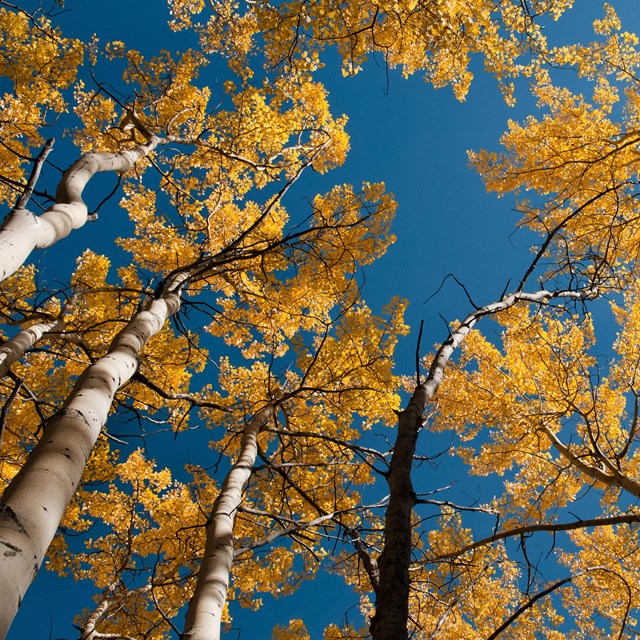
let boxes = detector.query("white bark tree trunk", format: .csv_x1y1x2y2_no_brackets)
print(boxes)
181,403,276,640
0,137,159,283
0,319,64,379
0,284,182,639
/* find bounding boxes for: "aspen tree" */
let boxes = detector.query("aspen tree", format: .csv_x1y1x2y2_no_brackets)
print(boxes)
0,138,163,282
181,297,406,640
0,13,376,631
363,8,640,639
182,403,277,640
0,268,188,637
370,286,600,640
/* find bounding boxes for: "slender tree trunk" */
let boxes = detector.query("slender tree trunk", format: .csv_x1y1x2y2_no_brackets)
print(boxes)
370,387,426,640
0,318,64,379
181,403,275,640
0,285,181,639
370,287,599,639
0,293,81,379
0,137,159,283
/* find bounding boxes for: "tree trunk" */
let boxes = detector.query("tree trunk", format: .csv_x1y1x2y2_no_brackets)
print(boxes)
0,318,64,379
181,403,275,640
0,287,181,639
369,287,598,638
370,387,426,640
0,138,159,283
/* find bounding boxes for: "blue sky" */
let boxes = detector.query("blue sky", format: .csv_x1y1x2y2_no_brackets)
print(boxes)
7,1,640,638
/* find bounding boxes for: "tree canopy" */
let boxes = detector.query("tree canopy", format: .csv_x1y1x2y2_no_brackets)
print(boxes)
2,1,640,639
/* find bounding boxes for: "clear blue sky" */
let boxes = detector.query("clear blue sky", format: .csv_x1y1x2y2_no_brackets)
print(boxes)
8,1,640,638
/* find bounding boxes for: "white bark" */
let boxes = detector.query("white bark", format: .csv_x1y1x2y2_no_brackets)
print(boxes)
0,283,182,639
541,423,640,497
0,137,159,283
0,318,64,379
181,404,275,640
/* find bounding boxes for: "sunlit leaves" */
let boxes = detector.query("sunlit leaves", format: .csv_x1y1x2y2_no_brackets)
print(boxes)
272,618,310,640
189,0,575,101
471,7,640,284
7,0,639,638
49,449,209,639
0,8,82,204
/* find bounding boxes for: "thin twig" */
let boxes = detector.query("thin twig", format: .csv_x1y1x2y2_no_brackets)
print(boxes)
416,319,424,387
13,138,55,211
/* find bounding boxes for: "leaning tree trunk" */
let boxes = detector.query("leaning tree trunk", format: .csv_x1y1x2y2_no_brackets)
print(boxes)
181,403,276,640
0,292,82,380
369,286,599,640
0,283,182,639
0,318,64,380
0,137,159,283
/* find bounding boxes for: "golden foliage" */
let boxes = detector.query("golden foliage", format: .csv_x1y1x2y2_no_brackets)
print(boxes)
5,1,640,640
0,8,83,204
